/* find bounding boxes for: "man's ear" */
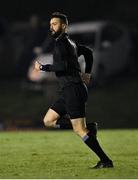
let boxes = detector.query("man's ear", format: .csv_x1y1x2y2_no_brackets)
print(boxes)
62,24,67,30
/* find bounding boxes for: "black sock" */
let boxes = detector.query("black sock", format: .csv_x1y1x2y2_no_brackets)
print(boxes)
82,132,110,162
56,115,72,129
55,122,72,129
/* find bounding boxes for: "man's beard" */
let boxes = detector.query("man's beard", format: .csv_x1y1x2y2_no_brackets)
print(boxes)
51,29,62,39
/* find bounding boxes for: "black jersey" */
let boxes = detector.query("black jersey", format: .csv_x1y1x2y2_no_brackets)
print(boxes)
41,33,93,88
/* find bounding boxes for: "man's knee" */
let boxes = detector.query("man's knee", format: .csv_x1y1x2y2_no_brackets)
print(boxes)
43,116,55,127
43,108,60,128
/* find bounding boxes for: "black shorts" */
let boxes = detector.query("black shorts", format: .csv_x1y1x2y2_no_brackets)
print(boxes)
50,82,88,119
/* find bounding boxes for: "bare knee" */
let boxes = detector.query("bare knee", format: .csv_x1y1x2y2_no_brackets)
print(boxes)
43,108,60,128
43,116,56,127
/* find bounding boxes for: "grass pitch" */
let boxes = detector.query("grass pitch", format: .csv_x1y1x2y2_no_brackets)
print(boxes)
0,129,138,179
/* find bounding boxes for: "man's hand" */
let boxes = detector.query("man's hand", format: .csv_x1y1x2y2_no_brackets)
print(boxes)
80,73,91,86
35,61,42,71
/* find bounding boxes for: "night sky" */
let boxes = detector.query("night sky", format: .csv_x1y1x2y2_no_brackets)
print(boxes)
0,0,138,24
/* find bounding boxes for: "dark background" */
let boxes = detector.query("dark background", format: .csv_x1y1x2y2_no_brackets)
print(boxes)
0,0,138,25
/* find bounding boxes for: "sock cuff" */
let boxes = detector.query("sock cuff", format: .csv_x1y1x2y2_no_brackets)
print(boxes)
55,124,60,128
82,134,89,142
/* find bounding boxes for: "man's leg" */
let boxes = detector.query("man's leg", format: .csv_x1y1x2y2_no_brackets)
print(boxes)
56,114,73,129
71,118,113,169
43,110,71,129
43,108,60,128
43,95,69,129
57,114,98,134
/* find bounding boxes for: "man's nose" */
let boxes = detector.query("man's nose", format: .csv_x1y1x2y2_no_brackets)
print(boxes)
50,26,53,31
50,25,52,29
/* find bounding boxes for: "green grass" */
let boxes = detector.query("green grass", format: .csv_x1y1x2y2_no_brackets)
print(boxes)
0,129,138,179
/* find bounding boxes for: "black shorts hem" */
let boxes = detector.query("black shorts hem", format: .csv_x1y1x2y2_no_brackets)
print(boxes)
69,113,86,119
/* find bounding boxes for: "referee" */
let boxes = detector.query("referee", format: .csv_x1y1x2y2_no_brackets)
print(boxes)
35,12,113,169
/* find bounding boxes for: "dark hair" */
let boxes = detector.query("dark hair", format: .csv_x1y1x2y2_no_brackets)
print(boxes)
51,12,68,25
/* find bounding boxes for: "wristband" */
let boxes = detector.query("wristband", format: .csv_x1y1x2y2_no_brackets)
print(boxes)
39,65,43,70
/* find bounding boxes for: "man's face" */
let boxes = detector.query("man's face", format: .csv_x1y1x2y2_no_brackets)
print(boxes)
50,17,64,38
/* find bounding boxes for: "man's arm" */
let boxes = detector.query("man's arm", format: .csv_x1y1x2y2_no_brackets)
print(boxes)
77,44,93,73
35,43,67,72
35,60,66,72
77,44,93,85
